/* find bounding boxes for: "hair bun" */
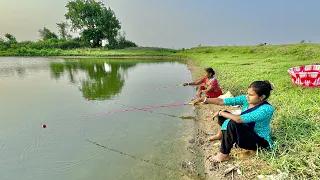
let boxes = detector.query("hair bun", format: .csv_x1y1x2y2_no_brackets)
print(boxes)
264,80,274,90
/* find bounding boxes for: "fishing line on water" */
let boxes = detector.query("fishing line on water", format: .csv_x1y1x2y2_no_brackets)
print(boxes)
15,101,197,173
81,127,205,180
32,120,127,173
81,127,176,171
13,89,200,175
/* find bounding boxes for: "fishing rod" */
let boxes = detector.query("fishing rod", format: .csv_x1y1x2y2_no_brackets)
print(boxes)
114,103,180,118
81,103,193,118
138,84,185,92
114,103,196,120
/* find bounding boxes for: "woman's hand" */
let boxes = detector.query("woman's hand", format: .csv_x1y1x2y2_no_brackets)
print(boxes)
183,83,189,86
200,90,206,93
191,97,202,105
212,111,220,119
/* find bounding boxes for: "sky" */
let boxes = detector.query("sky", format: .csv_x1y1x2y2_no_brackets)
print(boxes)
0,0,320,48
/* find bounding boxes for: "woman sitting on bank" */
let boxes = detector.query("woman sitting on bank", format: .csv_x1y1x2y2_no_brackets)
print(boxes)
192,80,275,162
183,67,223,98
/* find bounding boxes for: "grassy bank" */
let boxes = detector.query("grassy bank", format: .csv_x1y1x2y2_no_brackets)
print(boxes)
177,44,320,179
0,47,177,57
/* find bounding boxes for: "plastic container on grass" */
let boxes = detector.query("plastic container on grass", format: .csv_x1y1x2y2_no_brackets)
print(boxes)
288,65,320,87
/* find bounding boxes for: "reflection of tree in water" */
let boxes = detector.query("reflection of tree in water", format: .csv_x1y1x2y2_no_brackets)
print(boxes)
50,59,138,101
49,63,65,80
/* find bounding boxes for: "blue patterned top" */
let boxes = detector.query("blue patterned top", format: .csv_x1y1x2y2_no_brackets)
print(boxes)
222,95,274,148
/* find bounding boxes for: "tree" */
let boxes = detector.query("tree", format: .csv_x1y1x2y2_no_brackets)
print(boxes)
4,33,17,42
65,0,121,47
56,22,70,39
111,31,137,49
38,27,58,41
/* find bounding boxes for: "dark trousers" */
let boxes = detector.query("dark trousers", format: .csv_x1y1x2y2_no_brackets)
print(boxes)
218,115,269,154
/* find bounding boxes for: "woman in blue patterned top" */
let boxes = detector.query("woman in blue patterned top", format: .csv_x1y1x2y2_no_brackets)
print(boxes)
192,80,274,162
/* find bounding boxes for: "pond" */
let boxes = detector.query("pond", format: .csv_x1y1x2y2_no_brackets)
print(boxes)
0,57,199,180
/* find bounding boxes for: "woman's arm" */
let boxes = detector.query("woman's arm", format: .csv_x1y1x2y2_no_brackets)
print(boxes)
219,111,243,124
184,78,203,86
201,85,214,93
217,104,275,124
193,96,224,105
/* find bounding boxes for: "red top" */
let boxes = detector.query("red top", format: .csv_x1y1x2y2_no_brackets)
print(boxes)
200,77,223,98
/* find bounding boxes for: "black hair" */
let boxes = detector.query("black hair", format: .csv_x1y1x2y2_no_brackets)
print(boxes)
205,67,215,78
249,80,273,100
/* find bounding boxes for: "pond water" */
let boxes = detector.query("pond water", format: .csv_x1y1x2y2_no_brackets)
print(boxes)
0,57,198,180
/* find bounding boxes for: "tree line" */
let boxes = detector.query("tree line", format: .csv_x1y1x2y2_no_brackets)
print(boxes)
0,0,137,51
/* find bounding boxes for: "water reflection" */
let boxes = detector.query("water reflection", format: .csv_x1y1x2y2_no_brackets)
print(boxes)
1,57,180,101
49,59,139,101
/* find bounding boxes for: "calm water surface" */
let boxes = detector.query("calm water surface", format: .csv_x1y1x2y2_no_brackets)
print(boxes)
0,57,198,180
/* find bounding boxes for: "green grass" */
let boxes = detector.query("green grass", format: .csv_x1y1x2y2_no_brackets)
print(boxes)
0,47,177,57
177,44,320,179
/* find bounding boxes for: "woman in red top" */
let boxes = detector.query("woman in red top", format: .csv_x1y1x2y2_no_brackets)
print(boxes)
183,68,223,98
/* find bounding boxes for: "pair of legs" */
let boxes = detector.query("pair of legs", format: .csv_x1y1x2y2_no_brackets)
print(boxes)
208,120,269,162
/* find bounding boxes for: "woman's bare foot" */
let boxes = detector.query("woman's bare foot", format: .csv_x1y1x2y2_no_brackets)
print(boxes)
208,153,230,163
207,134,222,141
